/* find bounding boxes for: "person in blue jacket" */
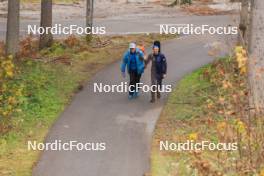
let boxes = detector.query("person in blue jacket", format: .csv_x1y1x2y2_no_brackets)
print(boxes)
145,42,167,103
121,43,145,99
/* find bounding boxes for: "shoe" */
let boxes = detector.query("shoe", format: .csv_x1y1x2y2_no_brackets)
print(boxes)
128,95,133,100
134,91,139,98
150,99,155,103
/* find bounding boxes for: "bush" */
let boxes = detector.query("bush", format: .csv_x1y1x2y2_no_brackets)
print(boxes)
19,36,38,59
0,56,24,133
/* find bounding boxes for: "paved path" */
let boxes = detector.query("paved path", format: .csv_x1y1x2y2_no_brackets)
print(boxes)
28,15,235,176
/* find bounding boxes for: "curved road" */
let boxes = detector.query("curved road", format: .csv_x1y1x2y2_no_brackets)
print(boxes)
32,15,235,176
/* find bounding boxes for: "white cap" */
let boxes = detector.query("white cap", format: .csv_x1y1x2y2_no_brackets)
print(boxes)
129,43,136,49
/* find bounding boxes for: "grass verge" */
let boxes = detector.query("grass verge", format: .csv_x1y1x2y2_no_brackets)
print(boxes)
151,56,264,175
151,65,215,176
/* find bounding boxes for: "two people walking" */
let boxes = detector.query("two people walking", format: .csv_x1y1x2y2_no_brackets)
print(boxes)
120,41,167,103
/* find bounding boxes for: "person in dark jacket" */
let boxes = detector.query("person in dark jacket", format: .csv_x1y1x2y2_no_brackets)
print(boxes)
145,43,167,103
121,43,145,99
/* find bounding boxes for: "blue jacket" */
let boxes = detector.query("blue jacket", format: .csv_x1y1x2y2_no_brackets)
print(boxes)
120,48,145,75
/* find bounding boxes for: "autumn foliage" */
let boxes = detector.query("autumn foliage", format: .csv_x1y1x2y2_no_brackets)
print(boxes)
152,46,264,175
198,46,263,175
0,56,24,133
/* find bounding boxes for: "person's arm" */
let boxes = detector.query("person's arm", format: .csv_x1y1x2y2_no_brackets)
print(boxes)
162,54,167,76
120,51,128,73
139,51,145,61
144,54,151,68
137,51,145,72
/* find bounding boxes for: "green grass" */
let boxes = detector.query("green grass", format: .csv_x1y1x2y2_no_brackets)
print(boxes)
151,66,213,176
165,67,212,121
151,62,241,176
0,61,79,176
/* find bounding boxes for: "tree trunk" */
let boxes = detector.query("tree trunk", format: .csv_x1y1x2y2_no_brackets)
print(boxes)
5,0,20,56
86,0,93,42
39,0,53,50
248,0,264,114
239,0,249,46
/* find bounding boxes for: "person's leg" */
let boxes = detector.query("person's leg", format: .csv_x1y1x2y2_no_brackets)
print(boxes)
134,73,142,97
157,79,162,99
129,71,136,97
150,78,157,103
136,73,142,84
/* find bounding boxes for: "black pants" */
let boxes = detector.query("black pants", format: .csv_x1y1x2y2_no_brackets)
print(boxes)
129,70,141,96
151,78,162,100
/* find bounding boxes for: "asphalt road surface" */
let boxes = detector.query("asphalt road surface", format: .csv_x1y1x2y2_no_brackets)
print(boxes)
27,15,235,176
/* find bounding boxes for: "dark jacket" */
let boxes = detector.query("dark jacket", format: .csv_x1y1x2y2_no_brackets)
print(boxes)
145,53,167,80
